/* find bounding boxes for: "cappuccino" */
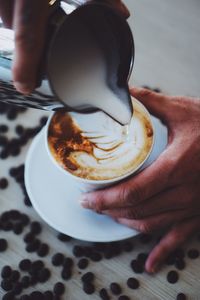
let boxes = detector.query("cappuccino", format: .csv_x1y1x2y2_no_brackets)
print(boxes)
47,98,153,181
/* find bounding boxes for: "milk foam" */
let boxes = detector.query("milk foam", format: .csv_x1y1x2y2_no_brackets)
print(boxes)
48,98,154,180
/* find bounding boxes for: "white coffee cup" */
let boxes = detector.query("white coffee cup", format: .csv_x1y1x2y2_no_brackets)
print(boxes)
44,97,154,192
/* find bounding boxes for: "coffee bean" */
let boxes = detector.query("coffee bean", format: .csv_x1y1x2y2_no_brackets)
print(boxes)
176,293,187,300
1,279,13,291
1,266,12,279
2,292,15,300
30,221,42,235
53,295,61,300
10,270,20,282
0,124,8,133
19,259,31,272
0,178,9,189
99,288,110,300
13,222,23,235
15,125,24,136
83,282,95,294
187,249,199,259
63,257,73,269
24,232,35,244
110,282,122,295
24,195,32,207
81,272,94,283
7,108,17,120
0,148,9,159
61,268,72,280
20,214,30,226
77,258,89,269
130,259,144,274
1,221,12,231
53,282,65,295
118,296,130,300
57,233,72,242
52,253,65,266
127,277,140,289
21,275,30,288
44,291,54,300
30,291,45,300
167,270,179,284
0,239,8,252
30,275,37,286
38,268,51,283
0,135,8,146
12,282,23,295
37,243,49,257
90,252,102,262
31,260,44,271
137,253,148,264
73,245,85,257
25,239,41,253
19,295,31,300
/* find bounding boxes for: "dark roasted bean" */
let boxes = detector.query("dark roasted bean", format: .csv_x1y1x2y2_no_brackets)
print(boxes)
0,178,9,189
37,243,49,257
73,245,84,257
30,291,45,300
2,292,15,300
25,239,41,253
52,253,65,266
176,293,187,300
1,279,13,291
77,258,89,269
0,124,8,133
118,296,130,300
21,275,30,288
24,232,35,244
13,222,23,235
10,270,20,282
63,257,73,269
38,268,51,283
57,233,72,242
19,295,31,300
175,258,185,270
167,270,179,284
0,239,8,252
1,266,12,279
99,288,110,300
12,282,23,295
44,291,54,300
83,282,95,294
130,259,144,274
187,249,199,259
127,277,140,289
81,272,94,283
30,221,42,235
90,252,102,262
53,282,65,295
110,282,122,295
31,260,44,272
61,268,72,280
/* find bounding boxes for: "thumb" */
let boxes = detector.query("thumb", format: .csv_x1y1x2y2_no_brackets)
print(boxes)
130,87,172,122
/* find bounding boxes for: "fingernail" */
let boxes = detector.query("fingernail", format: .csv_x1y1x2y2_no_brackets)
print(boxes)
79,195,91,209
150,264,159,274
14,81,33,95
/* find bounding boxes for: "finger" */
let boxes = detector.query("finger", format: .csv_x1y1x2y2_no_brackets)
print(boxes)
12,0,49,94
0,0,13,28
145,216,200,273
80,145,175,211
116,209,189,234
130,87,173,123
103,184,197,219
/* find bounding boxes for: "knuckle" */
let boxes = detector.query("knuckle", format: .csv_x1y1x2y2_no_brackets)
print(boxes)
118,185,132,206
130,183,144,204
138,222,152,234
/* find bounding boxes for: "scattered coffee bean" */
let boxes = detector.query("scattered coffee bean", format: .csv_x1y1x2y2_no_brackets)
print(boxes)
21,275,30,288
12,281,23,295
25,239,41,253
77,258,89,269
13,222,23,235
61,268,72,280
20,214,30,226
53,282,65,295
99,288,110,300
110,282,122,295
118,295,130,300
10,270,20,282
30,221,42,235
127,277,140,289
19,259,32,271
1,279,13,291
187,249,199,259
37,243,49,257
73,245,85,257
19,295,31,300
130,259,144,274
0,124,8,133
81,272,94,283
83,282,95,294
2,292,15,300
63,257,73,269
44,290,54,300
167,270,179,284
137,253,148,264
52,253,65,266
0,135,8,146
38,268,51,283
176,293,187,300
0,239,8,252
0,178,9,189
1,266,12,279
57,233,72,242
30,291,44,300
15,125,24,136
24,195,32,207
90,252,102,262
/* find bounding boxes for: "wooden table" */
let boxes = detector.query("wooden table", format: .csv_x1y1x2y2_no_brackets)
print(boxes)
0,0,200,299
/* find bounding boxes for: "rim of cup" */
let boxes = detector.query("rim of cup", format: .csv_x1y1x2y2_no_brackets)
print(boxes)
44,98,155,185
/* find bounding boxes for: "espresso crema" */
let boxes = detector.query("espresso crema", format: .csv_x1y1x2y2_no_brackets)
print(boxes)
48,98,153,180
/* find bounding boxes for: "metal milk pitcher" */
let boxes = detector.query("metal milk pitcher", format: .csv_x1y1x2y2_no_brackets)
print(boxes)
0,0,134,125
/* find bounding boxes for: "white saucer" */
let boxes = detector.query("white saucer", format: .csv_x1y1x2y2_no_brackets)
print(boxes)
25,116,167,242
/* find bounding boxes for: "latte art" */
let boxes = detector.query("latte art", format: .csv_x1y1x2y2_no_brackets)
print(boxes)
48,98,154,180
